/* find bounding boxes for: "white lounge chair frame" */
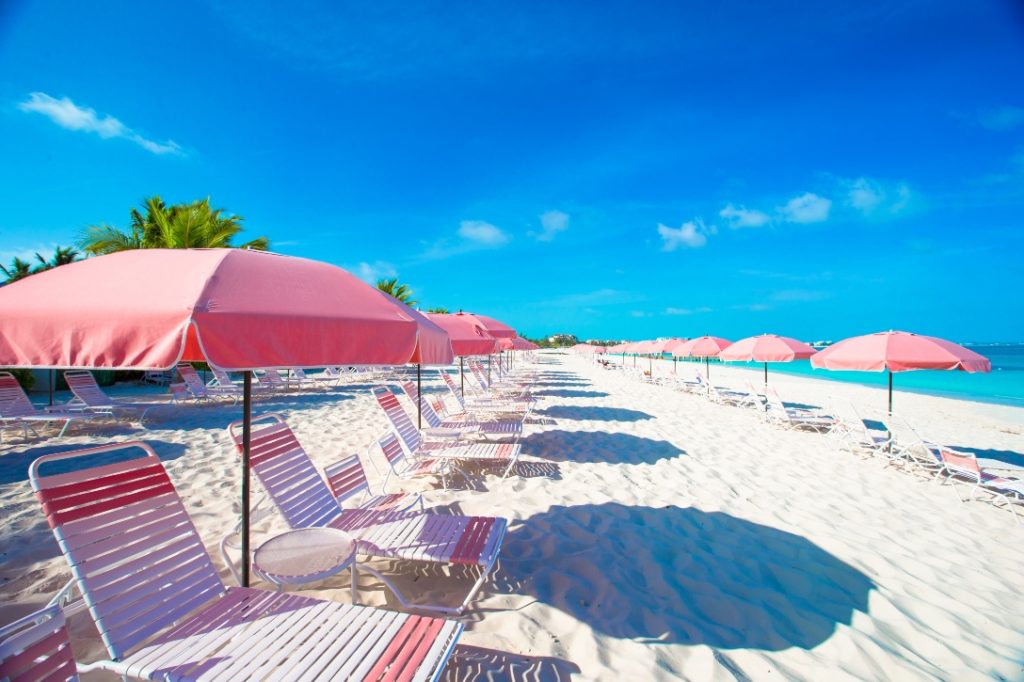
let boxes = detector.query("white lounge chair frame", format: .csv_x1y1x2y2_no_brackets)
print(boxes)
29,441,462,680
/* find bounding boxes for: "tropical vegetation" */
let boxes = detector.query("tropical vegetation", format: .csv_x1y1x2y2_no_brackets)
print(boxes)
78,195,269,255
426,306,450,314
1,246,82,285
375,277,417,306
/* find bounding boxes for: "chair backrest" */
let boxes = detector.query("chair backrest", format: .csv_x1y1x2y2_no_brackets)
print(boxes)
210,367,235,387
376,432,409,473
0,371,38,418
175,362,209,398
371,386,422,453
63,371,113,408
940,448,981,481
439,371,466,410
290,368,308,380
429,395,448,420
227,413,343,529
0,605,78,681
467,361,490,390
29,442,225,661
323,454,371,506
256,370,286,388
399,381,444,429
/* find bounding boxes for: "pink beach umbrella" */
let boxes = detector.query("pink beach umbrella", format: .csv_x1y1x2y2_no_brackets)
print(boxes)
426,312,499,394
811,330,991,414
720,334,817,389
671,336,732,379
453,312,516,338
0,248,446,586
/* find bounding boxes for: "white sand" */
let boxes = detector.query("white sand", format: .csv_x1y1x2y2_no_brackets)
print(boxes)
2,353,1023,680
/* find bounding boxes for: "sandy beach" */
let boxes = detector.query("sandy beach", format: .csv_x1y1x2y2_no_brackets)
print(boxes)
2,351,1023,680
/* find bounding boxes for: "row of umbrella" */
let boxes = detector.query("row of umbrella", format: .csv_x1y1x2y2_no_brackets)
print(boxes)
0,248,533,586
583,332,991,415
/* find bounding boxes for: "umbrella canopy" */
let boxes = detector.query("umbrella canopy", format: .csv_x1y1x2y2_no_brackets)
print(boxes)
453,312,516,339
720,334,817,390
720,334,816,362
511,336,534,351
671,336,732,358
375,292,454,365
0,249,427,369
426,313,499,356
671,335,732,380
0,248,445,590
811,331,990,372
811,330,991,414
648,338,686,354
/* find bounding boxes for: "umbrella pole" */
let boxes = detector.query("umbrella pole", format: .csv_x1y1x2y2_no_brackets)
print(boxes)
764,362,768,391
706,357,710,380
241,372,252,588
487,355,491,385
48,369,54,407
888,370,893,416
460,357,465,396
416,363,422,429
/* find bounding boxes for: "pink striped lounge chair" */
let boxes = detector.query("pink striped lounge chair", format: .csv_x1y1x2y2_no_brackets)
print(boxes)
29,441,462,680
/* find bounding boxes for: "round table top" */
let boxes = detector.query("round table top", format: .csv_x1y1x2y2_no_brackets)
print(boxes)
253,527,356,583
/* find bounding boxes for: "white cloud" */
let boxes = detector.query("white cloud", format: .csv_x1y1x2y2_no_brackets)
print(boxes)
18,92,183,156
534,210,569,241
657,218,715,251
420,220,511,260
664,306,712,315
777,193,831,224
719,203,771,228
458,220,509,246
629,310,653,318
977,106,1024,131
350,260,397,283
770,289,827,302
842,177,913,217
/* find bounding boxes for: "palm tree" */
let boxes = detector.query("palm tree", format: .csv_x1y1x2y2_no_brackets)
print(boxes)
376,277,417,306
426,306,449,314
33,246,81,273
0,257,34,284
79,195,269,255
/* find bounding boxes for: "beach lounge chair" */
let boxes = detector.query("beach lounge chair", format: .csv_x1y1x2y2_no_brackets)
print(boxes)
287,367,338,389
0,371,98,442
938,448,1024,524
467,360,532,397
227,414,506,613
439,370,532,416
373,431,459,492
0,604,78,681
174,362,240,403
373,386,522,479
253,368,290,392
765,389,840,433
62,370,153,422
400,380,523,439
29,441,463,680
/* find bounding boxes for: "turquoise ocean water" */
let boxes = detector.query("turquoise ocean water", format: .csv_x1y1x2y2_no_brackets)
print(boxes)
642,344,1024,407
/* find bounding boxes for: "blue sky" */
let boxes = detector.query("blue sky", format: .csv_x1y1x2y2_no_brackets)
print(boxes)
1,1,1023,342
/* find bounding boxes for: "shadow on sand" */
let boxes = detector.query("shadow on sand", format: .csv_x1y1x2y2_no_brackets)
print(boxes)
441,645,581,681
537,406,653,423
521,430,684,465
493,503,874,650
0,439,188,486
950,445,1024,469
533,390,609,399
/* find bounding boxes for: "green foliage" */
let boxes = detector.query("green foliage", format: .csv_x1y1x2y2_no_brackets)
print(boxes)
2,246,84,285
3,368,35,391
376,277,417,306
426,306,450,314
0,257,34,283
79,195,270,255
